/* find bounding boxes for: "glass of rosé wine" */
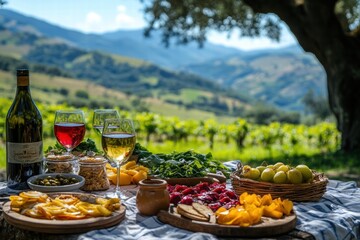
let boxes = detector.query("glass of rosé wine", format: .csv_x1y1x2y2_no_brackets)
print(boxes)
54,110,86,154
102,118,136,199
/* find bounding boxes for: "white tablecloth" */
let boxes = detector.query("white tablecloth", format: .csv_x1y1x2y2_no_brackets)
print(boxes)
1,163,359,240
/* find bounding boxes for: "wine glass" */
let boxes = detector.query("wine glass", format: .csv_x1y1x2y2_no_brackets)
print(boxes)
54,110,86,154
102,118,136,199
92,109,120,135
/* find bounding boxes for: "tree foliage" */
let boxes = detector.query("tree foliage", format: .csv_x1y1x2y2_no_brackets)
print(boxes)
142,0,360,152
142,0,359,46
142,0,282,47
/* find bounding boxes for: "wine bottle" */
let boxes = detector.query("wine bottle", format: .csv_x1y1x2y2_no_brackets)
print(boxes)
6,69,43,190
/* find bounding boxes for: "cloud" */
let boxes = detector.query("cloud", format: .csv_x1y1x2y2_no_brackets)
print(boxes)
114,5,144,29
86,11,102,24
76,11,104,33
208,28,297,50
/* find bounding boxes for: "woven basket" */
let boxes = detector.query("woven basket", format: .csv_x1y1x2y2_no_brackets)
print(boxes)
231,164,328,202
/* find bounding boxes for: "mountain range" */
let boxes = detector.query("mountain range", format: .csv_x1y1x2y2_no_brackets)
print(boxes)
0,9,239,69
0,8,327,113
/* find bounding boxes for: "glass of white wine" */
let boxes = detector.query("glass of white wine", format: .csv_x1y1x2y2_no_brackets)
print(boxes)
92,109,120,135
102,118,136,199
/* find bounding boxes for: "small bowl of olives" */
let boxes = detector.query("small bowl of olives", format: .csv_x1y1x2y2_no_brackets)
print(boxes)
27,173,85,192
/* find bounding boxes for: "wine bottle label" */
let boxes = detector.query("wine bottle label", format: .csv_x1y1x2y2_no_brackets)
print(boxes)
7,141,43,163
17,76,29,86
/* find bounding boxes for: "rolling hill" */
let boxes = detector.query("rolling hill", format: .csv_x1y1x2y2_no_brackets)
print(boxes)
0,8,328,113
0,70,234,122
0,9,241,69
0,10,252,119
183,49,327,111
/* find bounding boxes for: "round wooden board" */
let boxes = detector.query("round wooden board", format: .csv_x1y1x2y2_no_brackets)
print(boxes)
3,193,126,234
157,207,297,238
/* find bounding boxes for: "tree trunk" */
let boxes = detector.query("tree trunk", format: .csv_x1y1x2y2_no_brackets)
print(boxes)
326,56,360,151
244,0,360,152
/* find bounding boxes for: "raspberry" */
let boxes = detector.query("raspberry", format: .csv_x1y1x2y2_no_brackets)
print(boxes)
219,196,231,204
208,202,222,211
169,192,182,205
197,194,213,203
182,188,195,195
196,182,210,191
174,184,188,192
179,195,193,205
212,187,225,194
225,190,237,199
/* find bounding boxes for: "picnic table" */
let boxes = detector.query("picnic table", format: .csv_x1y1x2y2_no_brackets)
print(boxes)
0,162,359,240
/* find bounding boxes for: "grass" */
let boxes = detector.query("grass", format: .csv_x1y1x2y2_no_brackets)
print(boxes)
144,97,234,122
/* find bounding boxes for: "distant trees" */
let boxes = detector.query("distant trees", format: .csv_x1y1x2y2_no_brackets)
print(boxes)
59,88,69,96
245,103,300,125
75,90,89,99
302,89,332,120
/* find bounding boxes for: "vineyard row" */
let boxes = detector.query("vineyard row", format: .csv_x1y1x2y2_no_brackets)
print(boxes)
0,98,340,152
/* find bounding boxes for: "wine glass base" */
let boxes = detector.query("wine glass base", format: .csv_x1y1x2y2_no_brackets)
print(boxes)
105,189,132,201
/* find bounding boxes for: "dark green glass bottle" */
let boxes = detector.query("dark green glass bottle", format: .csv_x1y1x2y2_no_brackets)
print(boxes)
6,69,43,190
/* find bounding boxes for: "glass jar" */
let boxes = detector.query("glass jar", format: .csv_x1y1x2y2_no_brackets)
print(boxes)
136,179,170,216
78,156,110,191
43,154,79,174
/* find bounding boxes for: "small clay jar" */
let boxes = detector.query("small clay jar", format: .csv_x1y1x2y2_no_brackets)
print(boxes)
136,179,170,216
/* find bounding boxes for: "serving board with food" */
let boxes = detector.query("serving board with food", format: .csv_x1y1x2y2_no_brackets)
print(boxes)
158,206,296,237
3,191,125,234
157,181,297,237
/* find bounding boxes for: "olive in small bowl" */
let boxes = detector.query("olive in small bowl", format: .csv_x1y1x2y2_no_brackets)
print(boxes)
33,175,80,186
27,173,85,192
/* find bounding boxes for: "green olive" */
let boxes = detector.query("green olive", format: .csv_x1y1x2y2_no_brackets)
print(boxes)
33,175,79,186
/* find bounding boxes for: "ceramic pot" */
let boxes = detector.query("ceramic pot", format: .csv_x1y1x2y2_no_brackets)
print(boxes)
136,179,170,216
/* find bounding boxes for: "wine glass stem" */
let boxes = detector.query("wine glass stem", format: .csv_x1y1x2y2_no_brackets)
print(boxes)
115,163,121,198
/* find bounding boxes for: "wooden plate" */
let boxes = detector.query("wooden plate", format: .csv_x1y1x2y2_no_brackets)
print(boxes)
151,173,227,186
3,192,126,234
157,206,297,237
163,176,219,186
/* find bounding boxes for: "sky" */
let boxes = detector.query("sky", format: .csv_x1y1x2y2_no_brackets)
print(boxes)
4,0,297,51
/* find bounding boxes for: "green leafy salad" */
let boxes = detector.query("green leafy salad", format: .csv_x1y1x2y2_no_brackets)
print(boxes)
134,143,230,178
45,138,101,156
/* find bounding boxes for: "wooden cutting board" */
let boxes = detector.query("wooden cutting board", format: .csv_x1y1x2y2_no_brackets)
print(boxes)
157,206,297,237
3,193,126,234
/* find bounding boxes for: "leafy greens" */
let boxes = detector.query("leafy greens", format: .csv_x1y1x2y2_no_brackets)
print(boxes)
136,144,229,178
